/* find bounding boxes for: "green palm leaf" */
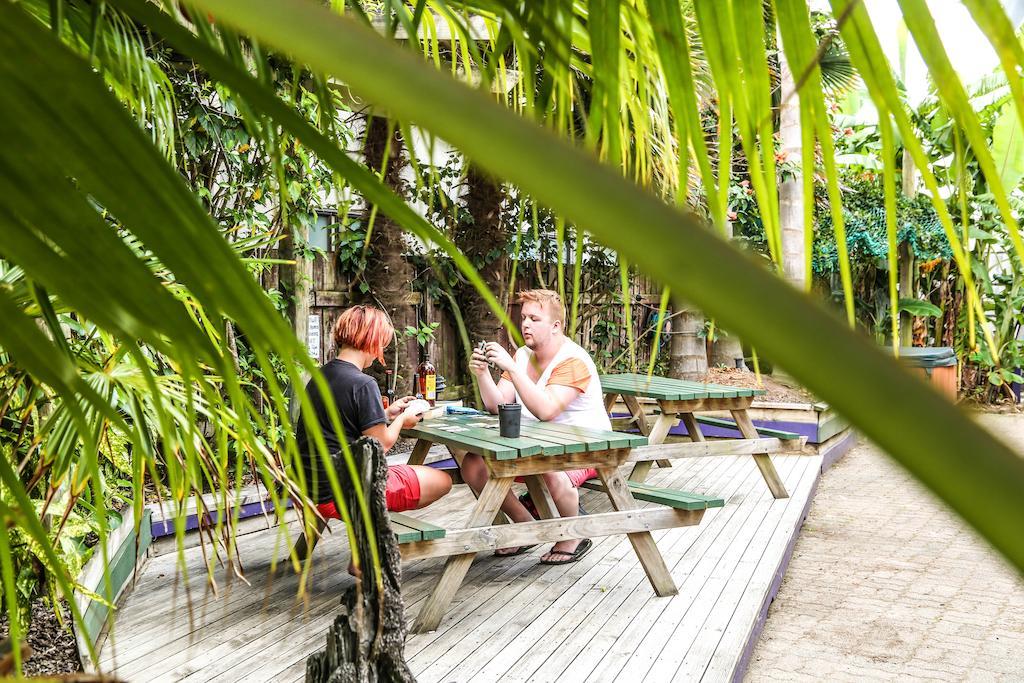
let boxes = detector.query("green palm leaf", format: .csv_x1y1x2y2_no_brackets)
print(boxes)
183,0,1024,574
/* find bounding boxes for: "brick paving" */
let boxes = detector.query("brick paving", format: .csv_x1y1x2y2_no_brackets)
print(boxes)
746,413,1024,681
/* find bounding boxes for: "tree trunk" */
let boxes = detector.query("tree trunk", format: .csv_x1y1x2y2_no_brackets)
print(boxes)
899,149,918,347
669,300,707,380
777,38,806,291
455,164,509,347
898,241,915,347
708,221,746,369
305,438,415,683
362,117,418,393
278,138,313,359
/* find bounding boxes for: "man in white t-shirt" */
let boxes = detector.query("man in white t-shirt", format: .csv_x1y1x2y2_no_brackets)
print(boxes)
463,289,610,565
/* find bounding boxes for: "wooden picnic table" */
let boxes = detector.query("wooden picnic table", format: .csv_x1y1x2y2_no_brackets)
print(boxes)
401,412,720,633
600,373,790,499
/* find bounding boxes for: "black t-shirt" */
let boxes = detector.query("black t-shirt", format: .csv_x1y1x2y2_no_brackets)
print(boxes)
294,359,387,503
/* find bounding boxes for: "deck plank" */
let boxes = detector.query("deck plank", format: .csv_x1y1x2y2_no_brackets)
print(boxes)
491,458,754,683
411,457,737,682
99,448,823,683
573,461,788,682
529,459,768,683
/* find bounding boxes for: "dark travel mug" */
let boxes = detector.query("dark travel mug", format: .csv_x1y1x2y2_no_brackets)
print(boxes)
498,403,521,438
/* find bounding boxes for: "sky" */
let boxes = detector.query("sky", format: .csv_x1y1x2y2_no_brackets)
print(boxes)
812,0,1024,106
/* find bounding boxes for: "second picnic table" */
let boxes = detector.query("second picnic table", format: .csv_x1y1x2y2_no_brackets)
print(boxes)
401,412,722,633
600,373,791,499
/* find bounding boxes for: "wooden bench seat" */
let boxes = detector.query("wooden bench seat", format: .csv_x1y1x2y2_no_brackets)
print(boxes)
610,413,802,441
293,511,447,560
579,480,724,511
692,415,801,440
389,512,446,543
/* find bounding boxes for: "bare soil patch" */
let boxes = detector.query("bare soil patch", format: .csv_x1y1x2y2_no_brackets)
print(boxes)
701,367,817,404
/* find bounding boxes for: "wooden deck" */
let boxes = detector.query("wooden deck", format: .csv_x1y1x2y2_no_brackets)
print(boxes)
97,452,822,682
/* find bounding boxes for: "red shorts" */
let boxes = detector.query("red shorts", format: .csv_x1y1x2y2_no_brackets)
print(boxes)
316,464,421,517
514,468,597,488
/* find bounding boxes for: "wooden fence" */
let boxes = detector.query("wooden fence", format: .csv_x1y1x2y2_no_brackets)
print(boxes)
278,252,670,401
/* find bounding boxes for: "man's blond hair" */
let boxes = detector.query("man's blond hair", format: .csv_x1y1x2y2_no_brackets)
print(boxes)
517,289,566,327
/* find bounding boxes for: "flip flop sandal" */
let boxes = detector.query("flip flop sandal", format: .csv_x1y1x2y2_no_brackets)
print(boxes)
538,538,593,565
494,544,537,557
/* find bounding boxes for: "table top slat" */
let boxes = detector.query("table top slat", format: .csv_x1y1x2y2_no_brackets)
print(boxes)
405,413,645,456
520,421,647,450
514,424,590,453
600,373,763,400
400,425,519,459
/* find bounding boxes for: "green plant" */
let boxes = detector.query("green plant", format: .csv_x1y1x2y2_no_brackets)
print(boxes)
4,1,1024,676
403,321,440,347
176,0,1024,575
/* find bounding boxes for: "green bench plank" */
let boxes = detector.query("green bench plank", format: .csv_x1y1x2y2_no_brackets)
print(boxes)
601,375,691,400
693,415,801,440
389,517,425,544
624,480,726,508
421,417,574,457
390,512,446,541
579,480,724,510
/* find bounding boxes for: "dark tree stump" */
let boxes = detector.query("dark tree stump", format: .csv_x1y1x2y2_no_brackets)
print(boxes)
305,438,415,683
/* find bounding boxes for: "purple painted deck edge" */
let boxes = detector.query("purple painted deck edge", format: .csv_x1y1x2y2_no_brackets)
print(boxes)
150,458,460,538
150,498,290,538
731,430,858,683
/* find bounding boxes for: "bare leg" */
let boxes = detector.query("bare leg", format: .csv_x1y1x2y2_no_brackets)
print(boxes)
408,465,452,508
460,453,535,555
539,472,584,561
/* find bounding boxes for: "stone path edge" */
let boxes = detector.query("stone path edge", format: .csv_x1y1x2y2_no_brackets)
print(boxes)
732,428,858,682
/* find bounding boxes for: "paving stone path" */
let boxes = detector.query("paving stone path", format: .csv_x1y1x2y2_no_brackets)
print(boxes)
746,413,1024,682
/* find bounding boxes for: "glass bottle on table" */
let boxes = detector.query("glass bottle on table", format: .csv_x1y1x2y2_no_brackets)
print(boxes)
383,369,394,409
417,357,437,407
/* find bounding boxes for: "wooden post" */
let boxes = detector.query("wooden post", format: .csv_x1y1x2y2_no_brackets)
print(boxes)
596,466,677,597
412,476,514,633
680,413,705,442
305,438,415,682
407,439,432,466
625,398,675,481
524,475,559,519
730,410,789,499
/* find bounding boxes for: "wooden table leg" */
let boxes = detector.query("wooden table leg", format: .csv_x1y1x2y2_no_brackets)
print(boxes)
413,475,515,633
622,394,650,434
524,475,558,519
448,447,508,525
628,413,677,482
596,466,677,596
680,412,705,442
730,409,789,499
407,439,432,465
603,392,619,414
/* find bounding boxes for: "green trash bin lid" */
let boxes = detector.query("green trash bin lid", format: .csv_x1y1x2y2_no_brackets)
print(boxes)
894,347,957,368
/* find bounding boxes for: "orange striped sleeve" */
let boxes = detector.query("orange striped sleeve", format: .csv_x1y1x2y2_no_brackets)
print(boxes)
547,358,590,393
